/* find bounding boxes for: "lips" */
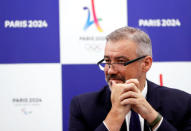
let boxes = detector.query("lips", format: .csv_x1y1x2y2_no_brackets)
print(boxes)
109,78,122,81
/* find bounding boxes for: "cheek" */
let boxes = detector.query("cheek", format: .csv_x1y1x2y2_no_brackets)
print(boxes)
123,67,138,78
104,68,108,76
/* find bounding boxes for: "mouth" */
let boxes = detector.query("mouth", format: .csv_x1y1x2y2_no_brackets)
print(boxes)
109,78,124,83
106,75,126,84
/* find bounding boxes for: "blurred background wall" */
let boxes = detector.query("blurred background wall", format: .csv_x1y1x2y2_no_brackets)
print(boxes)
0,0,191,130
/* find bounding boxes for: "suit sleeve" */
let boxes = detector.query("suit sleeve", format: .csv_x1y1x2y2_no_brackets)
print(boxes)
158,95,191,131
157,118,178,131
69,96,108,131
158,113,191,131
69,96,88,131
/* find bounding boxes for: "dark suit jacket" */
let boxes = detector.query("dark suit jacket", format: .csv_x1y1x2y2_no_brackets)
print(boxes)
69,80,191,131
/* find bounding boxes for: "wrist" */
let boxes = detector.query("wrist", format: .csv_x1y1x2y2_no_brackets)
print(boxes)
110,106,128,117
144,109,158,123
104,109,126,131
148,113,162,129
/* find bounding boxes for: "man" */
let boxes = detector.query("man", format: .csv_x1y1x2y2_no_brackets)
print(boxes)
69,27,191,131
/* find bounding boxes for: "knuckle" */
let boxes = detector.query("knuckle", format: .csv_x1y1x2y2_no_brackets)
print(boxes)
130,83,136,88
128,91,135,97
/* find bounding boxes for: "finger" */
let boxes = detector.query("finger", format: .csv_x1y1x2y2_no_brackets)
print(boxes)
110,80,116,90
125,79,139,89
120,98,138,106
121,83,140,94
112,82,127,89
119,91,138,101
110,81,125,94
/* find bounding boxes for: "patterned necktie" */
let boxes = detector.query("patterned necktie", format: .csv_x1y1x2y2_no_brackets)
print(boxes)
129,110,141,131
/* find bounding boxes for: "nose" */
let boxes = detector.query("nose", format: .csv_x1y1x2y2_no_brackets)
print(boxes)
106,64,117,75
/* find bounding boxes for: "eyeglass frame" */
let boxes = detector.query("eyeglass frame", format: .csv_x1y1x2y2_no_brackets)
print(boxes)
97,55,147,70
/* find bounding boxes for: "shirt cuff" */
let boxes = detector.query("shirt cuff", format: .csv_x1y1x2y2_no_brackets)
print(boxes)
103,121,110,131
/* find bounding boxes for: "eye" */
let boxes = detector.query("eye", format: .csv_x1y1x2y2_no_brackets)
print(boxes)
117,60,126,63
104,59,111,63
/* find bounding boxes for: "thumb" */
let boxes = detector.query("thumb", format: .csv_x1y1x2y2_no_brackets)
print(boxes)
110,80,117,91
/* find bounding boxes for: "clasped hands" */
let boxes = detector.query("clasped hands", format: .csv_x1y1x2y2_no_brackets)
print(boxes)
104,79,158,131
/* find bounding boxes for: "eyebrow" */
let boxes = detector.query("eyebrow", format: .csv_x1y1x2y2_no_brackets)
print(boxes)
104,56,130,61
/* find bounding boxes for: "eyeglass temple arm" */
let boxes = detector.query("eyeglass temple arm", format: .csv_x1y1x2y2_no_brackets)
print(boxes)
124,56,146,66
97,59,104,65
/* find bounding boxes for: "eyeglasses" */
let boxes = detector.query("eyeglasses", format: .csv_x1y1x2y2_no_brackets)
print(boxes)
97,56,146,71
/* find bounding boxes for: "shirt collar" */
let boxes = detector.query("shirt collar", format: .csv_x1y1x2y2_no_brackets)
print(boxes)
141,80,148,98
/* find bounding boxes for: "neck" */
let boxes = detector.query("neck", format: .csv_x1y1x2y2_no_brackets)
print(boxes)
139,78,146,92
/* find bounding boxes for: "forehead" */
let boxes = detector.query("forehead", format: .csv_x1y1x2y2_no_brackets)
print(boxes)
104,39,137,59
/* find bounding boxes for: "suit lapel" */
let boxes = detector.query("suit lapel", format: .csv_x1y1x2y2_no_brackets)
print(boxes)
104,86,112,113
144,80,161,130
146,80,161,111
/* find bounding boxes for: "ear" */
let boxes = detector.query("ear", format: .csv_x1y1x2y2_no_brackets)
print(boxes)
142,56,152,73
